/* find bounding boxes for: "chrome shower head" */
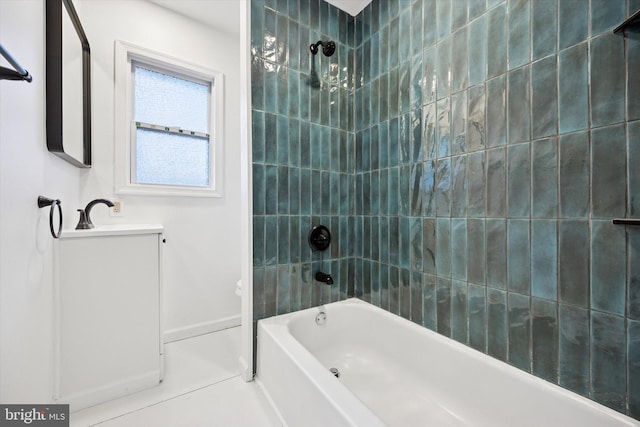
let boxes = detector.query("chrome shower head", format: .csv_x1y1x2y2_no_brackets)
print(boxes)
310,40,335,57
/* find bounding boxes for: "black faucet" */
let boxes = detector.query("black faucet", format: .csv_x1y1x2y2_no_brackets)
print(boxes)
315,271,334,285
76,198,115,229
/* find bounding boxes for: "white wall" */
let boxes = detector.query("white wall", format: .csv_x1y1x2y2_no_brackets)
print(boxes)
0,0,241,403
0,0,81,402
77,0,242,341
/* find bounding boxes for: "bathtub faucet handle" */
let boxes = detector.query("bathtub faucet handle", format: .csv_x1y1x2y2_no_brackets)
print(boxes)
315,271,334,285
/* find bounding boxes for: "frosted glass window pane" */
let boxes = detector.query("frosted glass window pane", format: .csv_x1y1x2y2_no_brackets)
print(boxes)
135,128,210,187
134,66,209,133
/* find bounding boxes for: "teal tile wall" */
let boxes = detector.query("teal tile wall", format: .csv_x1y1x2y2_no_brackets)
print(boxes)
251,0,640,420
251,0,356,327
353,0,640,419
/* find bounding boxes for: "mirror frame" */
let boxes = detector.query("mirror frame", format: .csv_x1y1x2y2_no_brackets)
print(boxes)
46,0,92,168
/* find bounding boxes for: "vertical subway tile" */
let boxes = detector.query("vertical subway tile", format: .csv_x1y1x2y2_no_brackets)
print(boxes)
400,268,411,320
487,219,507,290
410,1,423,57
488,288,507,362
277,216,289,264
451,91,467,155
253,216,265,266
467,151,486,217
487,4,507,79
437,97,451,157
277,166,289,214
630,227,640,319
436,158,451,216
252,110,265,163
531,137,558,218
591,220,626,315
467,84,486,152
423,0,437,48
486,75,506,148
264,112,277,164
451,280,468,345
559,304,589,395
411,163,423,217
436,218,451,277
591,311,626,412
508,219,531,295
436,0,451,40
264,265,277,317
532,0,557,60
591,124,627,219
423,47,437,105
411,271,423,325
558,42,588,134
423,273,437,331
450,155,467,217
468,283,487,352
253,164,265,215
559,131,590,218
507,66,531,144
531,220,557,301
276,265,290,314
590,0,626,36
559,0,588,49
468,15,487,87
629,38,640,121
423,218,437,274
590,33,625,128
467,219,486,285
276,116,289,165
451,219,467,281
265,165,277,214
436,277,452,338
451,0,467,31
630,320,640,419
487,147,506,217
437,37,451,100
558,221,589,308
531,56,558,140
410,217,423,272
507,143,531,218
451,27,468,92
400,217,411,269
507,0,531,70
631,122,640,217
424,160,436,217
532,298,558,382
508,292,531,372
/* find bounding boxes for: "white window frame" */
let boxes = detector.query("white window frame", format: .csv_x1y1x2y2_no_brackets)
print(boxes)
114,40,224,197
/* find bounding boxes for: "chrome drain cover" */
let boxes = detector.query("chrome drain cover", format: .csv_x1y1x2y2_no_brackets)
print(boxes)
329,367,340,378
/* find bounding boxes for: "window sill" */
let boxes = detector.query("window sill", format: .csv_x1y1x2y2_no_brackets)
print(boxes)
116,183,223,198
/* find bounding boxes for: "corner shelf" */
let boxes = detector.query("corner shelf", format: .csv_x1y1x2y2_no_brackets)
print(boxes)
614,9,640,38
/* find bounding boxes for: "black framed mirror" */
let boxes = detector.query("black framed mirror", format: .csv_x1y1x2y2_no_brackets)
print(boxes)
46,0,91,168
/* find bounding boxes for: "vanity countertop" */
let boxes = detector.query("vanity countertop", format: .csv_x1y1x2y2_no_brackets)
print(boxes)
59,224,164,238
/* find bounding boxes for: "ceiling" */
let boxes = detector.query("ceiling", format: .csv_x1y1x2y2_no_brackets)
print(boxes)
325,0,372,16
148,0,241,36
147,0,372,36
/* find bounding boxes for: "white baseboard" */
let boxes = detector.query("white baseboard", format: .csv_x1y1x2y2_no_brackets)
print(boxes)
163,315,241,343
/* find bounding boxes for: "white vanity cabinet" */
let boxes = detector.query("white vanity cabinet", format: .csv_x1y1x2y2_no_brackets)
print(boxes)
53,225,164,411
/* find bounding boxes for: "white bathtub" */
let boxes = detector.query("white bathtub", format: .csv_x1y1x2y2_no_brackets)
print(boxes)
256,298,639,427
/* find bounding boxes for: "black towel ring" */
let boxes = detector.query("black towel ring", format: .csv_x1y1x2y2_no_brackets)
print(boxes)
38,196,63,239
